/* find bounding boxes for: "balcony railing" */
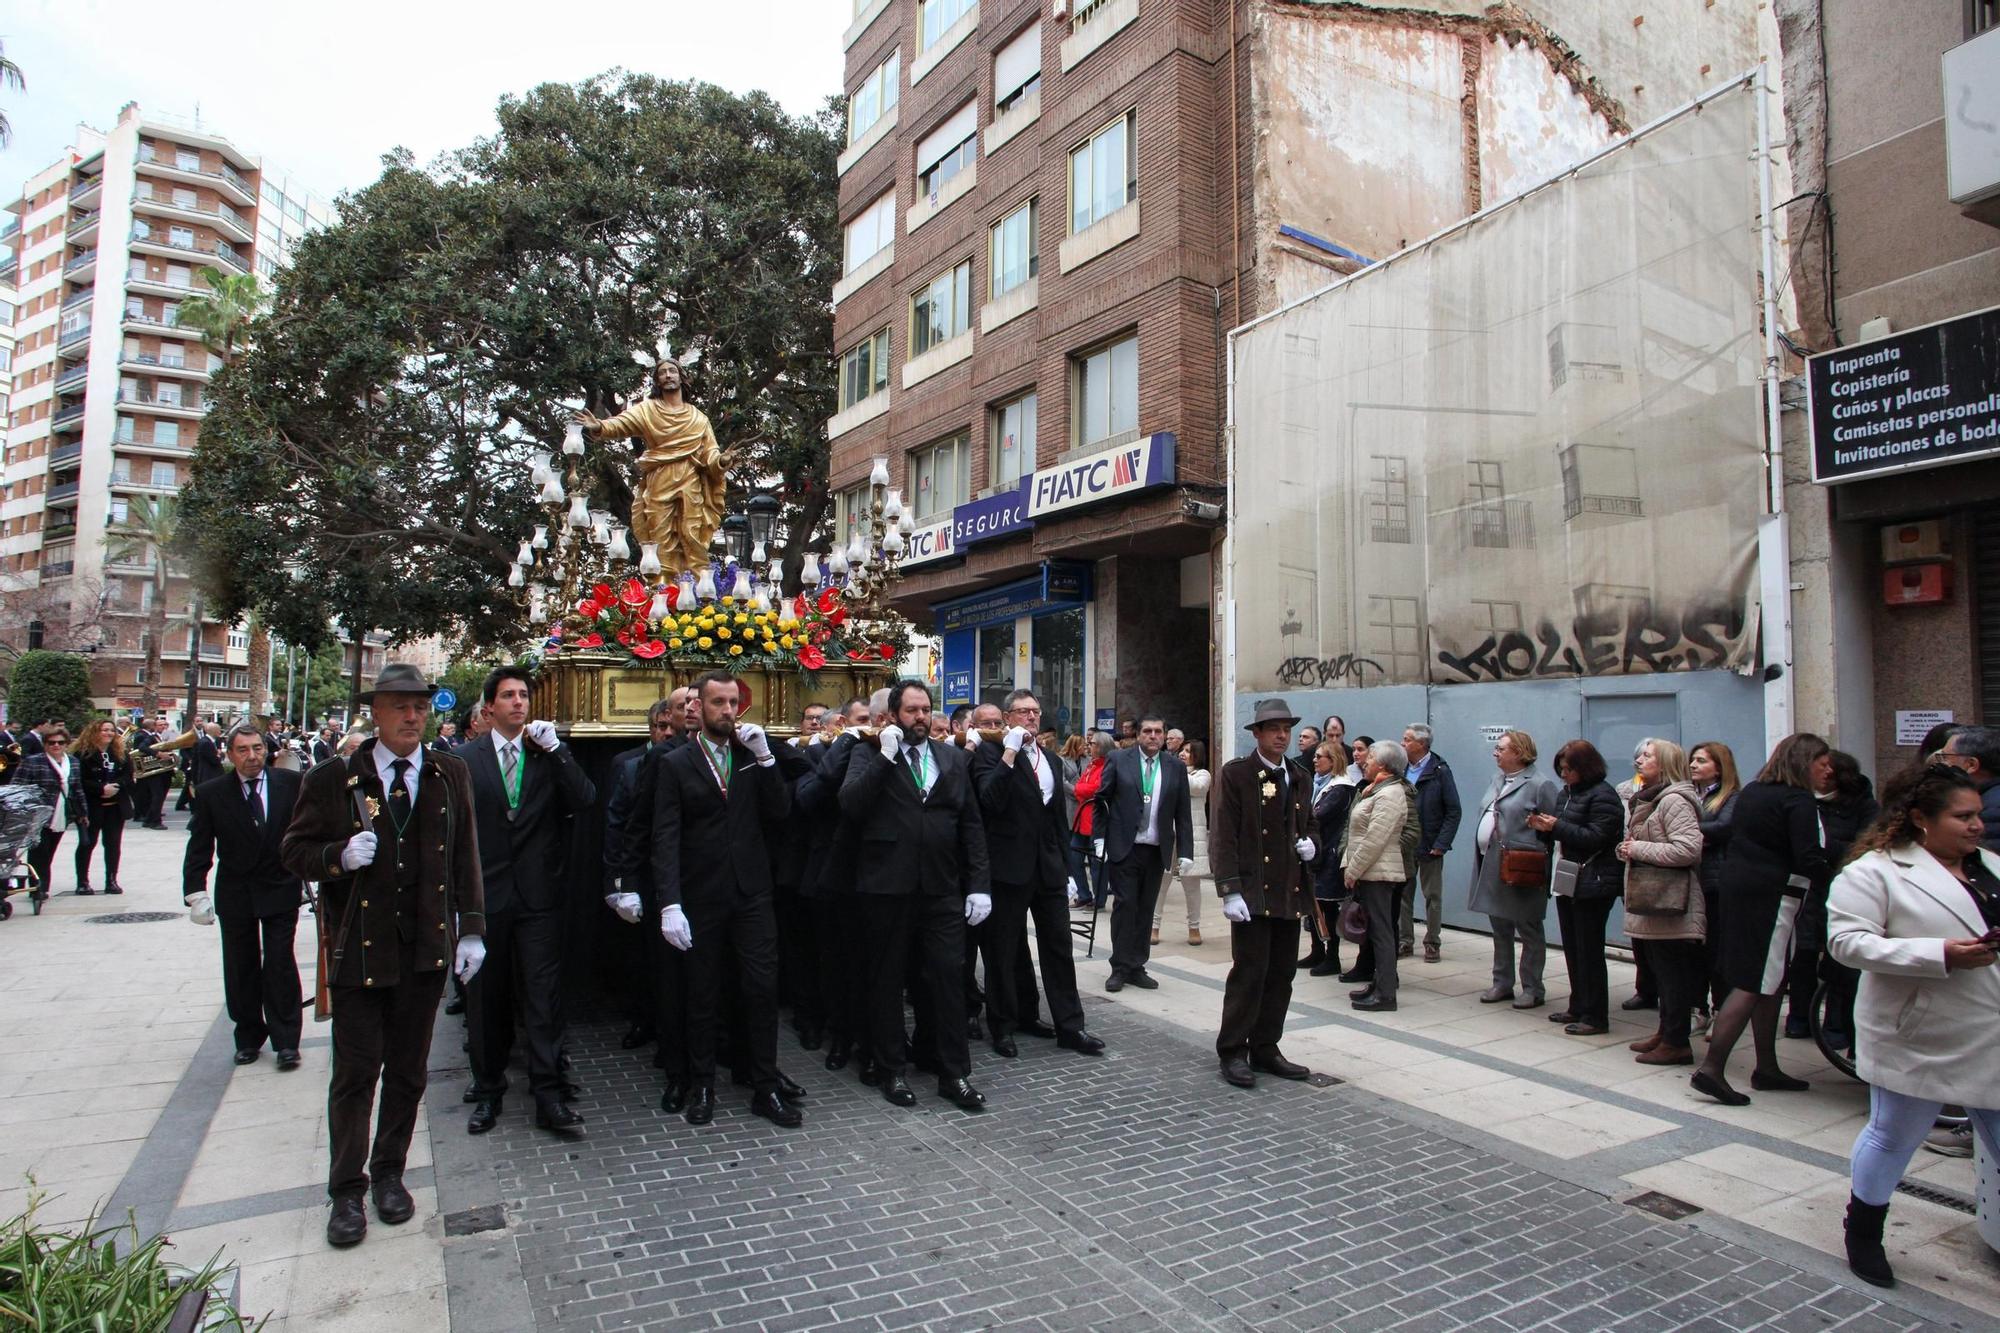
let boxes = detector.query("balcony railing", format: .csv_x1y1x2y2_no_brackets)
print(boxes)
51,441,84,468
1561,492,1644,522
121,352,207,374
133,192,250,235
1369,518,1413,545
117,389,203,413
1458,498,1537,551
60,290,93,311
64,247,97,273
128,228,248,272
69,178,103,211
66,208,101,237
46,481,81,504
51,403,87,430
54,365,90,393
43,561,75,578
138,148,254,199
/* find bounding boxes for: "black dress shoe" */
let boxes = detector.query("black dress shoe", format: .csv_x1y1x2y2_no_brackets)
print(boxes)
775,1072,808,1101
444,994,466,1016
1296,950,1325,971
557,1080,583,1103
750,1090,803,1127
1018,1018,1058,1040
858,1058,883,1087
1104,972,1127,993
1125,971,1160,990
684,1085,717,1125
824,1041,852,1072
276,1049,301,1072
233,1048,260,1066
619,1024,655,1050
882,1074,917,1107
797,1024,824,1052
75,884,95,896
1548,1010,1578,1024
467,1098,502,1134
1351,995,1398,1012
1622,994,1658,1011
326,1195,367,1247
1056,1028,1106,1056
1251,1050,1311,1080
1337,968,1369,983
1220,1054,1256,1088
990,1033,1019,1058
966,1015,985,1039
660,1078,690,1115
372,1175,415,1225
1308,959,1341,977
938,1077,986,1110
103,884,123,895
1348,986,1376,1002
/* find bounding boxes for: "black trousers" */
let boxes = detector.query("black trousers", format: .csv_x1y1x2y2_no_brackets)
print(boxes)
774,881,817,1028
144,775,169,824
1217,915,1303,1057
805,896,862,1044
27,827,65,895
858,893,969,1080
1107,844,1165,977
74,812,126,885
1649,938,1707,1046
682,888,779,1094
1555,895,1615,1026
467,905,564,1098
220,908,303,1054
327,944,445,1198
651,925,690,1080
985,879,1085,1037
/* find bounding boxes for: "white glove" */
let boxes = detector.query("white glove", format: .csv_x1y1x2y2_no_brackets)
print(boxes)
965,893,992,927
1178,857,1195,875
808,730,827,746
1092,838,1105,861
454,936,486,982
963,733,981,751
605,891,643,924
186,892,215,926
877,725,903,760
660,904,692,951
736,723,773,765
1002,726,1028,754
1222,893,1252,923
525,719,560,751
1294,837,1316,861
104,783,121,797
340,832,378,871
1066,876,1081,904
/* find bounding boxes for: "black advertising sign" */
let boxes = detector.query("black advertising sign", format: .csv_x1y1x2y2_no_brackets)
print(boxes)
1807,304,2000,483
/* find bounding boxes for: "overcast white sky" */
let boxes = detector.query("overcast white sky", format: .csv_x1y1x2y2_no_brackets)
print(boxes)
1,0,848,201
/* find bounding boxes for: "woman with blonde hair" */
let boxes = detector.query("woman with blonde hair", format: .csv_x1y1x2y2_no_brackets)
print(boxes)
71,718,134,895
1686,740,1743,1033
1469,729,1557,1008
1620,739,1707,1061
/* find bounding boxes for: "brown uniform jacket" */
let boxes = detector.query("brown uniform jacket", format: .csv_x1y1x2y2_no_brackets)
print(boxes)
280,739,485,990
1209,753,1319,918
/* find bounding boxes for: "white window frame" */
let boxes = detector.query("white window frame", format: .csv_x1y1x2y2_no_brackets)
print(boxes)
848,51,901,144
1072,333,1138,449
991,391,1035,489
839,328,891,412
910,432,969,521
909,260,971,356
1068,109,1137,235
918,0,974,51
988,198,1038,299
843,192,896,275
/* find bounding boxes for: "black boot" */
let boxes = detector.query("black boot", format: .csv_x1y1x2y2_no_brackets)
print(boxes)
1844,1195,1894,1288
1296,938,1325,971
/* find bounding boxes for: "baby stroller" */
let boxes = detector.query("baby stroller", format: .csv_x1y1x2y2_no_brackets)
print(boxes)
0,784,54,919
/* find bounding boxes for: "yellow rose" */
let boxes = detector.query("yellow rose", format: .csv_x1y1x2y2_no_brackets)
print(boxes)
761,640,777,654
668,638,683,649
720,595,736,606
717,626,732,640
780,635,795,649
697,636,713,650
734,612,749,626
780,617,798,632
728,644,743,657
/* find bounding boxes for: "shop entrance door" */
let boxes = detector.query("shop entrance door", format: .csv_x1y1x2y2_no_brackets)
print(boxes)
1034,606,1086,740
977,622,1016,708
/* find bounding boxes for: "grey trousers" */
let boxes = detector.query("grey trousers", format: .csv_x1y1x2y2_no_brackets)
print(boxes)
1399,856,1445,949
1358,880,1403,1000
1490,916,1547,998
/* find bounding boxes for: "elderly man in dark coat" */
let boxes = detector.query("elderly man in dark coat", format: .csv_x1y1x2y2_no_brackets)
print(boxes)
1211,698,1320,1089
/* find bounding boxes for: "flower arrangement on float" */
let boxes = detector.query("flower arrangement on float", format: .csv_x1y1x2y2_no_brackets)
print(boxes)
551,577,911,671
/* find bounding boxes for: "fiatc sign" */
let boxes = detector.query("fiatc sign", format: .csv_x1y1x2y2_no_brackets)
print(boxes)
1028,434,1177,517
1808,305,2000,483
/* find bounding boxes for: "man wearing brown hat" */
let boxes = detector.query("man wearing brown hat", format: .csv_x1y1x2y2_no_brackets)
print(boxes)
1211,698,1319,1089
281,662,486,1247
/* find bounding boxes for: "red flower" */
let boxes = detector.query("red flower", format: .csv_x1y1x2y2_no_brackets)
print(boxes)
592,582,614,603
877,643,895,661
619,578,648,608
827,606,848,628
817,588,840,614
616,625,636,645
577,598,601,618
575,632,604,648
797,644,826,670
792,593,810,620
631,639,667,660
664,583,681,611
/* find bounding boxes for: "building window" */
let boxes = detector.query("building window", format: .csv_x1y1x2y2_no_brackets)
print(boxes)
834,483,870,552
1072,333,1137,449
206,668,229,689
1366,595,1424,679
916,103,977,202
918,0,974,51
843,191,896,275
910,260,971,355
233,671,251,689
910,432,969,521
839,328,891,412
989,199,1038,299
1472,599,1522,632
1970,1,1998,37
849,50,901,144
108,498,130,524
991,392,1035,488
151,461,177,486
994,26,1041,114
155,421,181,446
1068,110,1136,234
1367,456,1411,544
1559,444,1643,520
176,148,201,172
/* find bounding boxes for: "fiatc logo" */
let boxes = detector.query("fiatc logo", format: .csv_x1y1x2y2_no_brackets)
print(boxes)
1028,438,1157,516
901,516,957,567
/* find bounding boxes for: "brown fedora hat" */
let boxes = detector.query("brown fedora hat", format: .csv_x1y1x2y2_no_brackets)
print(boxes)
359,662,437,702
1243,698,1301,731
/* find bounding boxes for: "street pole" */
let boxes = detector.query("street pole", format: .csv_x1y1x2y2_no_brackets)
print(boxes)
283,641,296,725
185,591,204,723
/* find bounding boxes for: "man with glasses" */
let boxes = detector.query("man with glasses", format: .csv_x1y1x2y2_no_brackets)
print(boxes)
17,727,87,904
1095,715,1195,991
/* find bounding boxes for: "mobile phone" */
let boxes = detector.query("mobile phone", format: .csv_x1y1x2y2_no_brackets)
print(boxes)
1982,927,2000,947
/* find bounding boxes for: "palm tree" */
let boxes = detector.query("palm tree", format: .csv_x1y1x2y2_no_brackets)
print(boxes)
0,42,24,148
106,495,181,716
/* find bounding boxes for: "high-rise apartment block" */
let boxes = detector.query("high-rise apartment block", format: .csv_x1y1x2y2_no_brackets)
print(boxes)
1,102,327,723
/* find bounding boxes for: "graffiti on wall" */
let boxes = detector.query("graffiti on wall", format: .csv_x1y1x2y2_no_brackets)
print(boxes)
1275,654,1386,688
1433,596,1753,684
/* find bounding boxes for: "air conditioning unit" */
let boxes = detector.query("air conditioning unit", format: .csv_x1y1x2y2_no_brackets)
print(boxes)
1943,24,2000,223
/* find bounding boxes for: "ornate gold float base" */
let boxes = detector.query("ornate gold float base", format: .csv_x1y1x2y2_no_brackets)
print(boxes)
533,652,890,739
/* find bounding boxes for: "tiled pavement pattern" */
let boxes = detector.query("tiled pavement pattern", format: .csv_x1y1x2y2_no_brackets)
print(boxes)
473,1002,1944,1332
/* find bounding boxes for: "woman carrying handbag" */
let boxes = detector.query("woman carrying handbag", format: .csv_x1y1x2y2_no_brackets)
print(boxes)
1468,730,1556,1009
1533,740,1626,1034
1619,739,1707,1062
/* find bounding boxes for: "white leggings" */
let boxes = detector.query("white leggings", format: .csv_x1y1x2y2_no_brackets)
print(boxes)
1152,871,1202,930
1850,1085,2000,1206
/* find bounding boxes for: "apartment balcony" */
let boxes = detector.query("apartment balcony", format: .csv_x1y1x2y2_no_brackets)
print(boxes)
60,289,93,314
1456,499,1537,552
136,150,257,208
45,521,78,541
126,272,207,301
46,480,81,505
50,441,84,468
54,364,90,394
110,476,179,497
132,193,253,245
66,209,101,246
68,177,103,213
65,247,97,282
113,435,195,459
43,561,74,579
117,388,205,419
120,351,211,381
128,229,248,273
0,255,16,285
121,308,187,336
51,403,88,432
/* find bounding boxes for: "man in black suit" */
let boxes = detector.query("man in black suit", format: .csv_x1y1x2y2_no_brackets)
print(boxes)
651,671,800,1128
972,689,1105,1060
183,723,306,1069
462,665,596,1136
134,713,173,828
792,695,872,1072
602,693,683,1051
1095,714,1195,992
840,679,992,1112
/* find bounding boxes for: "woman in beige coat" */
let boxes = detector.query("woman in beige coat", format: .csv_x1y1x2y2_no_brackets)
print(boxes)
1342,740,1411,1013
1826,764,1999,1290
1619,739,1707,1064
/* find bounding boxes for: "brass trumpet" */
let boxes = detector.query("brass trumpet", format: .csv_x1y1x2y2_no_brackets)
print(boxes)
133,728,198,781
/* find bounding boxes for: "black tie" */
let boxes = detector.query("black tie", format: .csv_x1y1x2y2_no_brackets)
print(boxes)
243,779,263,827
389,759,412,830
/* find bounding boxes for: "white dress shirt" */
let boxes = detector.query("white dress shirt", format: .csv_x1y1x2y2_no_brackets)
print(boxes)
375,742,426,803
1135,749,1165,846
48,754,71,833
903,739,935,796
1024,743,1055,805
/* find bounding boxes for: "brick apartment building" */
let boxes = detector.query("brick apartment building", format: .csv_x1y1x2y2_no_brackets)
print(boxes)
829,0,1757,742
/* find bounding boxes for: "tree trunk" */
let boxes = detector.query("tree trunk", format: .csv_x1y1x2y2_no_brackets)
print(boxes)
141,573,167,718
247,620,272,718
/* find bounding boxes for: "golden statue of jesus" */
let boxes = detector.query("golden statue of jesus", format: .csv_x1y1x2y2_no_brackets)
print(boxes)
576,360,732,576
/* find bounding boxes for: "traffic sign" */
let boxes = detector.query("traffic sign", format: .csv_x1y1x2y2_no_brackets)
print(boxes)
432,688,458,713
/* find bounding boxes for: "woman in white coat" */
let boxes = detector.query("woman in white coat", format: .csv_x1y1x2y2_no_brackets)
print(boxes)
1826,764,2000,1289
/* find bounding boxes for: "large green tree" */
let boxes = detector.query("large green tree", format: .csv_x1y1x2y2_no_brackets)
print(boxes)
6,651,92,732
181,75,841,658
